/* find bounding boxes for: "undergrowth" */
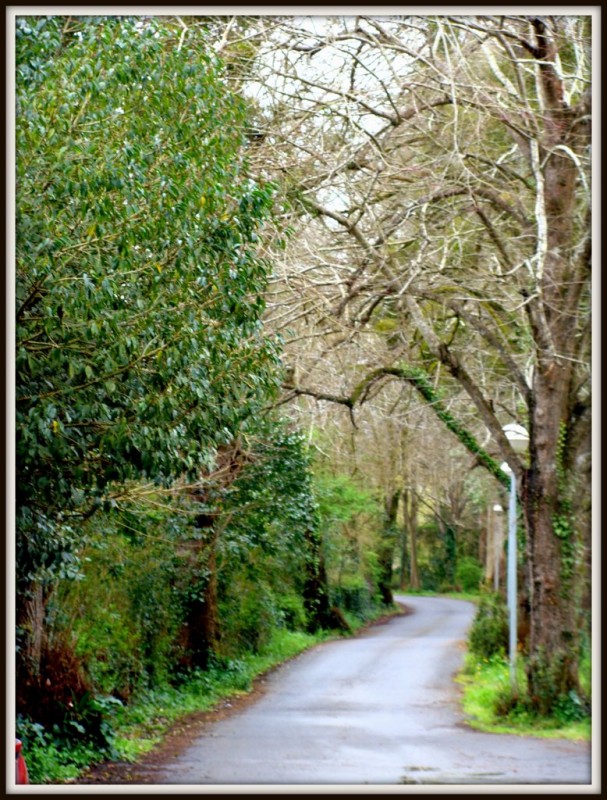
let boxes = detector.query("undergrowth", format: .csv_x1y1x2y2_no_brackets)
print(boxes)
458,591,591,741
457,653,591,741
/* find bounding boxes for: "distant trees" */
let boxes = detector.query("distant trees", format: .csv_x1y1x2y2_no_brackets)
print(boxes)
234,14,592,711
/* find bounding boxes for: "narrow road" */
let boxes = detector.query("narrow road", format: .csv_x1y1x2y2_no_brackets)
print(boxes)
144,596,592,786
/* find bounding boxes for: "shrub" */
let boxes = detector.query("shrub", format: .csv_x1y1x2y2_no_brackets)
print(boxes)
331,576,377,619
218,582,279,655
276,592,308,630
16,716,104,784
71,601,143,700
469,592,509,659
61,524,186,698
454,557,483,592
553,690,591,724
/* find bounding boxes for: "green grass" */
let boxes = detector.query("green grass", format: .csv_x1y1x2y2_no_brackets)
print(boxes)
457,653,591,742
438,590,481,603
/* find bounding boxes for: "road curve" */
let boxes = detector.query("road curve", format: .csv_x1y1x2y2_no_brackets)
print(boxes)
148,595,591,786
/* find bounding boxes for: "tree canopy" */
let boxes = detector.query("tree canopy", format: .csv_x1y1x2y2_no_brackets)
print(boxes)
16,16,280,590
232,14,592,707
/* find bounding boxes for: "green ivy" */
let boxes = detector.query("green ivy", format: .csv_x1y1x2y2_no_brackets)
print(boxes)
552,421,575,588
352,365,509,487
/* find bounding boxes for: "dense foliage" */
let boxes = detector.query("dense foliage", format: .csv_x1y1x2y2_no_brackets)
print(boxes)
16,16,280,597
14,17,347,778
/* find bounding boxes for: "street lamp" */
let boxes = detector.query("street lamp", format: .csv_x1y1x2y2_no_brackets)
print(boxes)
501,422,529,689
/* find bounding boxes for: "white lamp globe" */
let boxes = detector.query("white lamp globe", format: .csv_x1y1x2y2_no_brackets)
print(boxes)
502,423,529,454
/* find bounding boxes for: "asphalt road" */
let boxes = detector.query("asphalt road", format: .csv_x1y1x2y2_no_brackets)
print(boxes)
150,595,592,786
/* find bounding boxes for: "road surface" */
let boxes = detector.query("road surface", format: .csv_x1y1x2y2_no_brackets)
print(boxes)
143,596,592,786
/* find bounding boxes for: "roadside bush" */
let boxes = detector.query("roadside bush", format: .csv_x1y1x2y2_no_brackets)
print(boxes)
276,591,308,630
454,557,483,592
71,601,143,700
492,664,590,726
469,592,509,659
553,690,591,724
16,716,106,784
128,559,184,686
59,519,187,698
331,575,377,619
218,579,279,655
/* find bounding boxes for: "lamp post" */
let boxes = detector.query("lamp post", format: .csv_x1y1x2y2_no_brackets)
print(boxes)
501,422,529,689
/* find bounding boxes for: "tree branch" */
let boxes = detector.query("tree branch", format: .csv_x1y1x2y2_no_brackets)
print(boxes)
445,297,532,404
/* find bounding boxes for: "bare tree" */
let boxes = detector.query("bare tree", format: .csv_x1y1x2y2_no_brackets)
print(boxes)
237,13,592,710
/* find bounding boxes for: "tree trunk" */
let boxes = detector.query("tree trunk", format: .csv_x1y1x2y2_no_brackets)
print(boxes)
524,490,580,709
378,490,400,605
16,582,47,716
183,526,220,670
303,527,333,630
398,519,409,590
18,583,45,679
520,22,590,708
403,488,420,590
523,361,581,710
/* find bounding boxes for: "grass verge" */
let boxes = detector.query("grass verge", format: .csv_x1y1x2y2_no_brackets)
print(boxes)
401,589,481,604
457,653,591,742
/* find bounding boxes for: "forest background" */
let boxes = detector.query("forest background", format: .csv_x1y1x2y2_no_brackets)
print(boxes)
11,12,595,783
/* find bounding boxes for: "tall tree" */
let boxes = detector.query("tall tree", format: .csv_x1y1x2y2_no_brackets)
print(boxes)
15,15,280,686
239,14,592,710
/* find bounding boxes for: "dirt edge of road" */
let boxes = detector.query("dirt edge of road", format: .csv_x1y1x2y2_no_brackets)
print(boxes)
76,603,413,784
